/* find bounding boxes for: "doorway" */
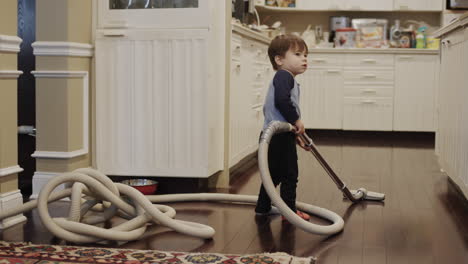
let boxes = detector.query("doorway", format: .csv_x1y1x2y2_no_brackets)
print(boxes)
17,0,36,199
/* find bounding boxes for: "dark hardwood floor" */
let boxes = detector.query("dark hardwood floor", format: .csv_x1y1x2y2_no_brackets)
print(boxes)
2,131,468,263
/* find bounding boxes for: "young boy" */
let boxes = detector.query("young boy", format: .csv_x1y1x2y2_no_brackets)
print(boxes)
255,34,311,221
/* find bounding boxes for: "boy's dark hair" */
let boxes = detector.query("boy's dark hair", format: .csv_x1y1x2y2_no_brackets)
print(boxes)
268,34,308,70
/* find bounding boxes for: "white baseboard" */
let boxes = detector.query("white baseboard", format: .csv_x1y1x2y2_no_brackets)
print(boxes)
31,171,62,200
0,190,27,229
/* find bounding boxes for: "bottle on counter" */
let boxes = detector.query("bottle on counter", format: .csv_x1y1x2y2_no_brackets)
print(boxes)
301,24,316,48
416,26,427,49
390,20,402,48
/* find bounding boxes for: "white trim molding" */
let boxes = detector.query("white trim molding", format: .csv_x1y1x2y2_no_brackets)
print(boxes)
0,70,23,79
31,71,88,78
0,35,22,53
0,190,27,229
32,41,94,57
0,165,24,178
31,71,89,159
31,149,88,159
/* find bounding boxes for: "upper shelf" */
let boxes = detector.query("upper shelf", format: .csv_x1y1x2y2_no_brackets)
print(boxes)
255,5,444,13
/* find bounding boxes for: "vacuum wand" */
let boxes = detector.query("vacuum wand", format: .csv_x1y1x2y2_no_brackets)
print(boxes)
299,133,385,202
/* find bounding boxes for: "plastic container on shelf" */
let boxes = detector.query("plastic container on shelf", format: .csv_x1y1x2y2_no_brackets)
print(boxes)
334,28,356,48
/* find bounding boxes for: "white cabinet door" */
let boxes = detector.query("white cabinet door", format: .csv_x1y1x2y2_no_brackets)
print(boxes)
394,55,438,132
346,0,393,11
298,0,393,11
95,29,223,177
298,68,344,129
394,0,443,11
296,0,341,10
343,97,393,131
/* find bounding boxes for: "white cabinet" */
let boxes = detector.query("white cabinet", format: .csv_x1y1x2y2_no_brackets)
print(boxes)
229,31,270,168
299,68,344,129
394,55,439,131
346,0,393,11
343,97,394,131
297,0,393,10
299,51,440,132
342,54,394,131
95,29,224,177
94,0,227,178
296,0,341,10
394,0,443,11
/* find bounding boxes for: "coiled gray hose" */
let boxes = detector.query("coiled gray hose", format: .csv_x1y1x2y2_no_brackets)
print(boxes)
0,122,344,243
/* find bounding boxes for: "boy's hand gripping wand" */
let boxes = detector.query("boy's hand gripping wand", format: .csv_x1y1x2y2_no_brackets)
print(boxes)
298,132,385,202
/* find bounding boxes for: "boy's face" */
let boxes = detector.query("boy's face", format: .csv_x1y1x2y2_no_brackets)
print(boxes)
275,48,308,76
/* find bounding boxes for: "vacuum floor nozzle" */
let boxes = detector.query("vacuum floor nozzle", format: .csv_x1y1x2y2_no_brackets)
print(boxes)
350,189,386,201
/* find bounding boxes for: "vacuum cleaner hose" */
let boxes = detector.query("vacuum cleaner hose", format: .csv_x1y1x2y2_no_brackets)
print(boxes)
0,122,346,243
258,121,344,235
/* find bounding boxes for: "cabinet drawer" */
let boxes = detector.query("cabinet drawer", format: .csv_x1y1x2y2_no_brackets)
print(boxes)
345,54,394,67
245,39,268,63
309,54,343,68
344,85,393,98
252,90,264,107
344,70,394,83
252,64,271,85
254,47,268,64
343,97,393,131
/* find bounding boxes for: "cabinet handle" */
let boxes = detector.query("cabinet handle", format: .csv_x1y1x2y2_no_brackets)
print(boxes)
102,21,128,29
252,103,263,109
312,58,326,62
102,30,126,37
361,100,376,104
235,63,241,69
362,74,377,78
327,69,341,73
399,56,413,59
399,5,409,10
362,89,377,93
362,59,377,63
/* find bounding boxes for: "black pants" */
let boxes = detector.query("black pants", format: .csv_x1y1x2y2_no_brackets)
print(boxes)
255,132,298,213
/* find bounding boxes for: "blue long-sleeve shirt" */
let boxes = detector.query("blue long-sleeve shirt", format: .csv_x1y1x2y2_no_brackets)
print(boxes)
263,70,301,130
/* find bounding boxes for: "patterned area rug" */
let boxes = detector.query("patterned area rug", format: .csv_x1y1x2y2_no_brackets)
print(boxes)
0,241,316,264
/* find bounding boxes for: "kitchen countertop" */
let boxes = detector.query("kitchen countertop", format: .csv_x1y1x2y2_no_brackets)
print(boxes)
231,23,271,44
433,11,468,37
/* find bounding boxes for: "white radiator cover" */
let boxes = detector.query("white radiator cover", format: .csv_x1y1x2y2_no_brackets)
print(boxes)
95,30,223,177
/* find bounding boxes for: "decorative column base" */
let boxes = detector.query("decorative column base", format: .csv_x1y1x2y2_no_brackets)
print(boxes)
0,190,27,229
